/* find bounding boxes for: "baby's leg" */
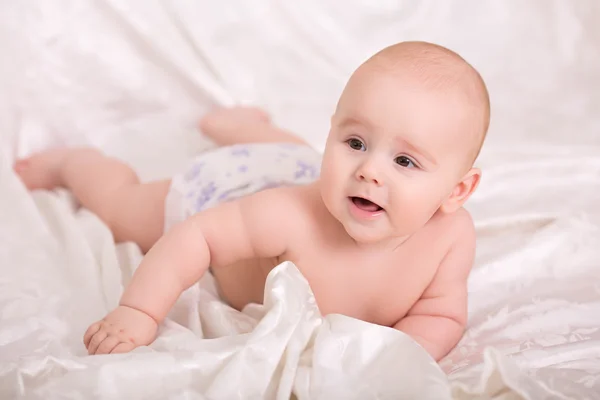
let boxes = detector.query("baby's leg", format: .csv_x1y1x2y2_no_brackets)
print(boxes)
14,149,169,253
200,106,308,146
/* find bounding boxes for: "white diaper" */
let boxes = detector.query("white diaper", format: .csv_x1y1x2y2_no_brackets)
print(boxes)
164,143,322,232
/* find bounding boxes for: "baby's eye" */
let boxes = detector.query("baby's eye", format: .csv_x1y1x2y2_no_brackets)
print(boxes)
347,138,366,151
395,156,416,168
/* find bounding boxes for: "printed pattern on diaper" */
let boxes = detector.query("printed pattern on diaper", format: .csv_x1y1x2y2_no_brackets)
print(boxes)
169,143,321,222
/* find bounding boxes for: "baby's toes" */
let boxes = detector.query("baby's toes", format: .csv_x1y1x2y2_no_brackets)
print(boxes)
95,335,122,355
13,159,30,174
13,149,68,190
12,159,38,188
245,106,271,122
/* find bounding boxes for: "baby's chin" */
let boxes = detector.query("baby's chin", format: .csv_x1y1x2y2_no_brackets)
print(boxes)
340,219,414,248
342,223,395,246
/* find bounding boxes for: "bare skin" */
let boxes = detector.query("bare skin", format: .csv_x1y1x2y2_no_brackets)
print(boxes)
14,41,490,361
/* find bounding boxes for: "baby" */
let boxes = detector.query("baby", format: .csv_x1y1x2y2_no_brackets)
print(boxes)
14,41,490,361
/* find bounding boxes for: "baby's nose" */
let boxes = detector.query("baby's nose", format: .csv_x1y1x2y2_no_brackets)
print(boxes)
356,160,382,186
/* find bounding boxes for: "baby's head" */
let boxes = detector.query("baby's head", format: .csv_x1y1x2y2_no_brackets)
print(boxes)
320,41,490,244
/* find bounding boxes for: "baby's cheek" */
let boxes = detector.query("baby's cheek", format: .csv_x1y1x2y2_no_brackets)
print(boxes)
320,161,344,192
390,199,435,233
321,153,341,176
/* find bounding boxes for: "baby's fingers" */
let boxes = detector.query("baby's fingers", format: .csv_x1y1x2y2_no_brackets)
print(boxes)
111,342,136,354
83,322,101,348
87,330,108,355
95,335,122,355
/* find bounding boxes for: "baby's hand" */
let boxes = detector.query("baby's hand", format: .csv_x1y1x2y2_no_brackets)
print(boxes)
83,305,158,355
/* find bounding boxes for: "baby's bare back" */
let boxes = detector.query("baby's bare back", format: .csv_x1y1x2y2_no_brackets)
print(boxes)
212,183,460,327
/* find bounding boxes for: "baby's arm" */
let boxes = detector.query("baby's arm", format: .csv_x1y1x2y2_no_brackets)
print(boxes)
83,188,292,355
394,216,475,361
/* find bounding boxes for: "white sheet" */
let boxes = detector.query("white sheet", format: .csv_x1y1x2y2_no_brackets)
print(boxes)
1,1,599,399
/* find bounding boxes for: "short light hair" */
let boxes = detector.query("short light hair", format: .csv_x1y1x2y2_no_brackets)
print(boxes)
366,41,490,163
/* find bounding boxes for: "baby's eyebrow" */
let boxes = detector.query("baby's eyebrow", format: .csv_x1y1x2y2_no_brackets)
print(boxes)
396,137,437,165
337,117,366,130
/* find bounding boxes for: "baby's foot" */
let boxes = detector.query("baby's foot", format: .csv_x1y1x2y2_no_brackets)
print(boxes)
200,106,271,133
13,149,70,190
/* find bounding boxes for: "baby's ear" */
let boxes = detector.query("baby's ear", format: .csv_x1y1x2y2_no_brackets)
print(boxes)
440,168,481,214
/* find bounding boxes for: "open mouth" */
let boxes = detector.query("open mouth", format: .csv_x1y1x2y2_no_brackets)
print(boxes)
350,197,384,213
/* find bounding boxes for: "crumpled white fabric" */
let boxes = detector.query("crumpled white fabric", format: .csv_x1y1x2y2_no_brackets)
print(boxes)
0,153,585,400
0,158,446,400
1,0,599,399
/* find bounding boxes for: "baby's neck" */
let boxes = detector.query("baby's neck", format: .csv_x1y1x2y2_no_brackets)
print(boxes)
351,234,410,253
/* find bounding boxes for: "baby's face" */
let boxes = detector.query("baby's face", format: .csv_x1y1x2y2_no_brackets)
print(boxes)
320,67,479,244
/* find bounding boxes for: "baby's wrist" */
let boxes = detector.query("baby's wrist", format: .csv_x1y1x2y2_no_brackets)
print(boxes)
117,303,160,326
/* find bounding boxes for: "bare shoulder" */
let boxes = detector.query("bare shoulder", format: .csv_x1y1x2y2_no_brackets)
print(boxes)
432,207,476,281
189,184,312,268
445,207,475,242
408,208,475,327
239,184,313,225
236,184,314,253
